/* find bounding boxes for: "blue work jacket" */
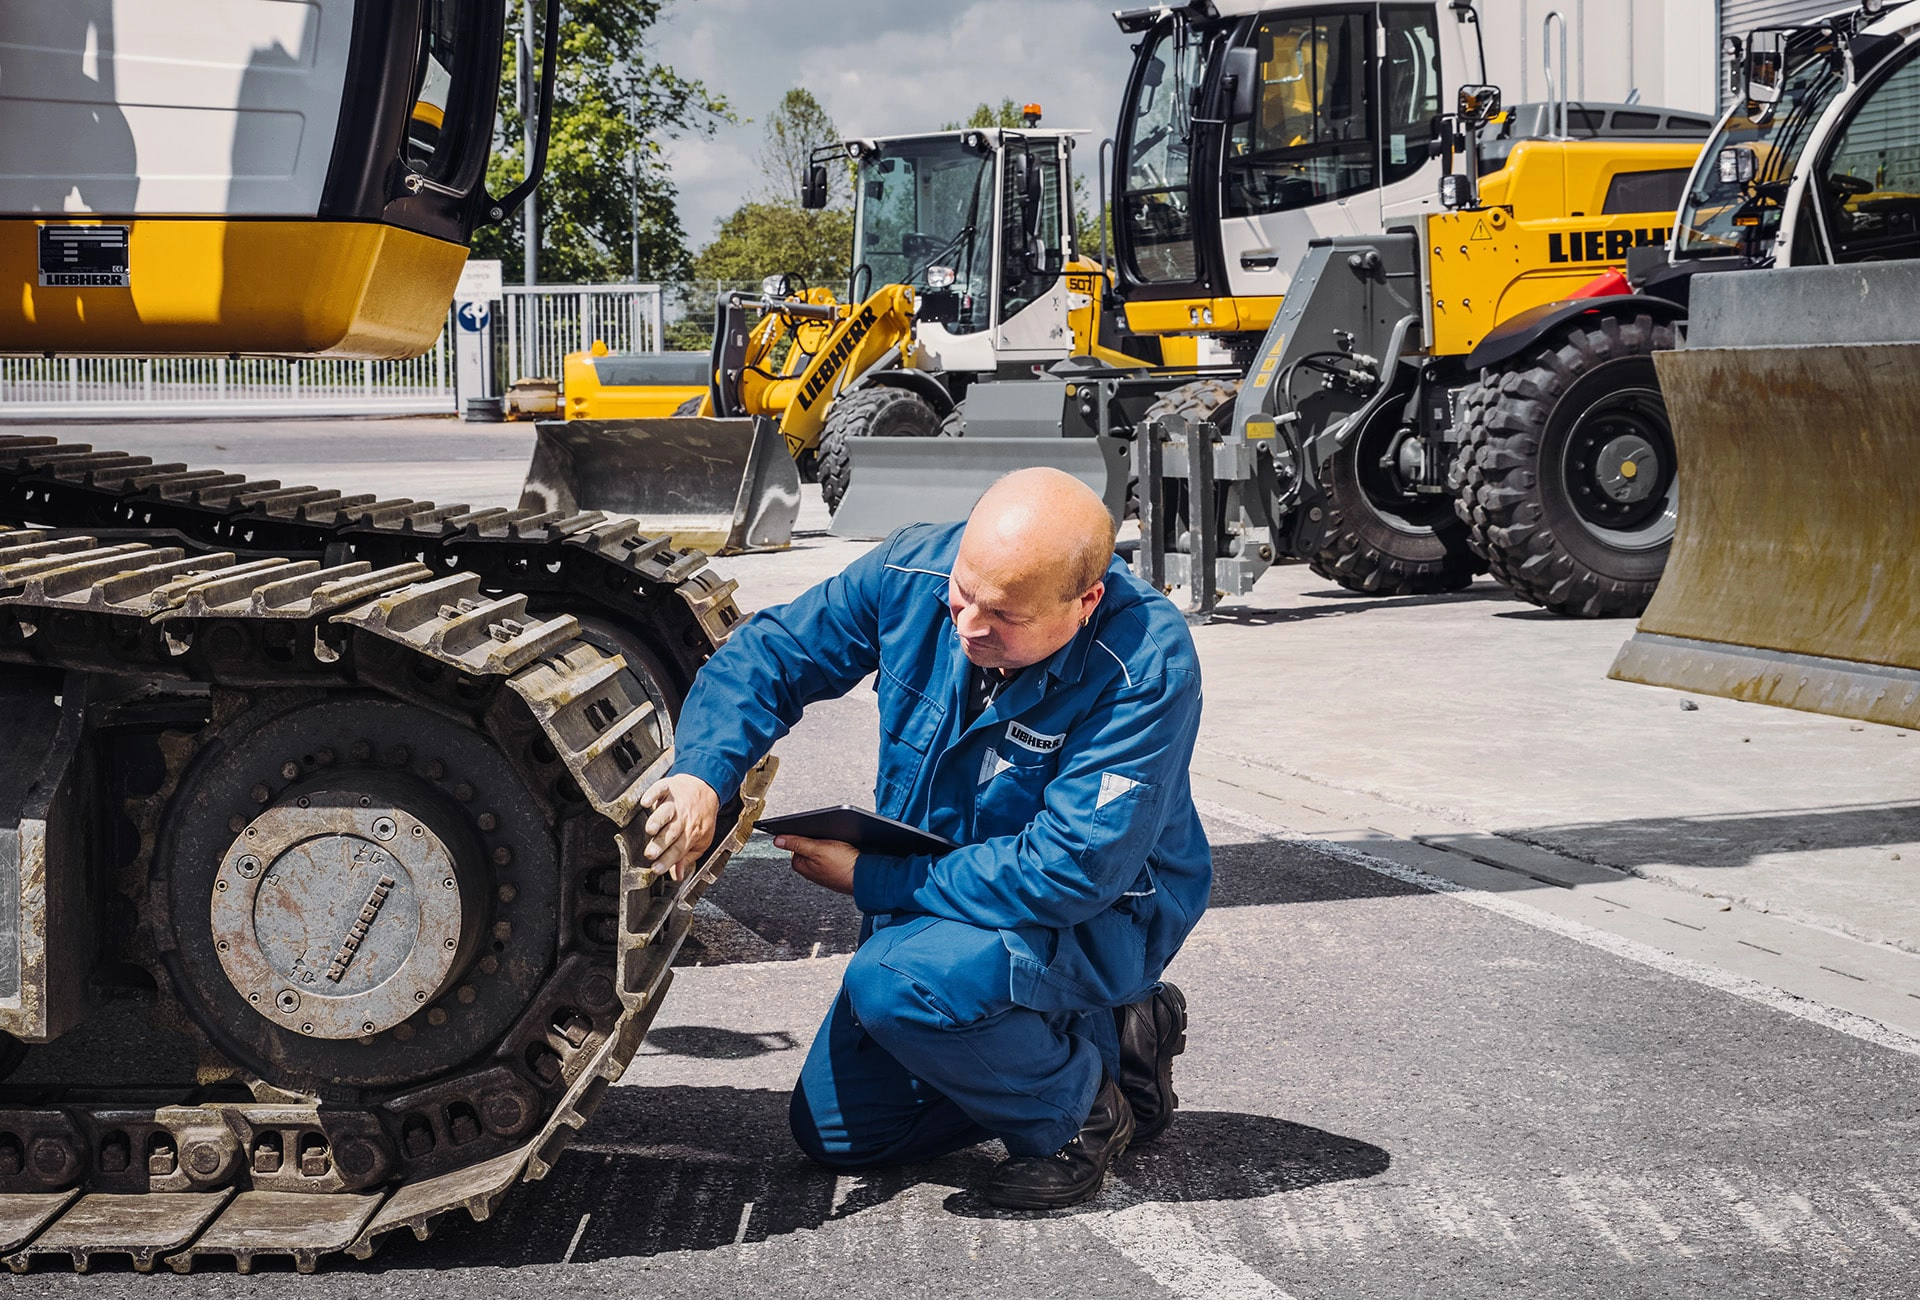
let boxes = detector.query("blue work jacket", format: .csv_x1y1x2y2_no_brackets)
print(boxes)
668,521,1211,1012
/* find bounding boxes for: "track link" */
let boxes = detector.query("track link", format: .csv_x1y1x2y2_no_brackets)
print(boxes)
0,439,769,1272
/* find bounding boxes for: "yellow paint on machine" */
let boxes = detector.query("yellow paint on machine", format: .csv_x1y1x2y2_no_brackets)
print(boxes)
1424,138,1702,357
1124,295,1283,337
0,219,469,359
562,351,707,421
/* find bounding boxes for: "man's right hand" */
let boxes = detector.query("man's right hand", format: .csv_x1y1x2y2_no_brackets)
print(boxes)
639,774,720,881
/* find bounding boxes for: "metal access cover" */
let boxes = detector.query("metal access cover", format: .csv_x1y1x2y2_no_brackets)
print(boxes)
211,798,464,1040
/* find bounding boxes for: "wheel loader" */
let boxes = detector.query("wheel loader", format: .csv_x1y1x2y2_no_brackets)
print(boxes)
825,0,1721,550
516,126,1184,545
1130,80,1704,619
0,0,769,1272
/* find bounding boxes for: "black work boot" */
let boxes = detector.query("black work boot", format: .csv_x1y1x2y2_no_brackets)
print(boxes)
984,1074,1134,1210
1114,981,1187,1142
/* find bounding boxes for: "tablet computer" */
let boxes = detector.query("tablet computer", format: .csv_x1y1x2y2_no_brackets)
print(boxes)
757,806,957,858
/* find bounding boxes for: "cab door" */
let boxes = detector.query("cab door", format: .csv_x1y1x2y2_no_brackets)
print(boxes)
994,138,1072,363
1215,5,1443,299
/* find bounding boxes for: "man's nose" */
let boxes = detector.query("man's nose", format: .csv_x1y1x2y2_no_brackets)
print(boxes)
954,604,991,639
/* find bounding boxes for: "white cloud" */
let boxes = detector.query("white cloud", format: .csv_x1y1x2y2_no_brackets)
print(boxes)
651,0,1137,248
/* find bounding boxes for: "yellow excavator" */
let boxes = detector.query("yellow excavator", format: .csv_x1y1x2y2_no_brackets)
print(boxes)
0,0,766,1273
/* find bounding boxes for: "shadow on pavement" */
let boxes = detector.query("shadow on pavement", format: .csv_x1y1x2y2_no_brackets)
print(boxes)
1206,584,1516,627
363,1085,1387,1270
686,831,1429,970
1513,801,1920,870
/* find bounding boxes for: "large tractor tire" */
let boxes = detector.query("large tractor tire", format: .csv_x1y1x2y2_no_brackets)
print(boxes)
1453,314,1678,617
670,395,704,417
817,386,942,514
1137,377,1243,527
1308,404,1484,597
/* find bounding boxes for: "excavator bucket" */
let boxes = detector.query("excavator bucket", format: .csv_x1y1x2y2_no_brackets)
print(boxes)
1608,264,1920,729
828,436,1131,539
518,416,801,554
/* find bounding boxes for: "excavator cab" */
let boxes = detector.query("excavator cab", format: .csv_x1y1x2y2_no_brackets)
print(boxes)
0,0,554,358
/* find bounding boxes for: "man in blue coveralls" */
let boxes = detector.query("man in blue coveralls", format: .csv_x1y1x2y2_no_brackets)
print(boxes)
638,468,1210,1209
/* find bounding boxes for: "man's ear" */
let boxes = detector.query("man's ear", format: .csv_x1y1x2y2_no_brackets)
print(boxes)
1079,581,1105,622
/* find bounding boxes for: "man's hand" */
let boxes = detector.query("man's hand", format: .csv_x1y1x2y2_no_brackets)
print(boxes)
639,774,719,881
776,834,859,895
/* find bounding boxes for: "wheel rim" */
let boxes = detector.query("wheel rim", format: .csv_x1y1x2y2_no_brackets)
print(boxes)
1559,386,1676,550
1353,414,1453,536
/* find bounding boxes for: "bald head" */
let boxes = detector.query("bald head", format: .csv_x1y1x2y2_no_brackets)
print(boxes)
961,468,1116,601
946,469,1115,670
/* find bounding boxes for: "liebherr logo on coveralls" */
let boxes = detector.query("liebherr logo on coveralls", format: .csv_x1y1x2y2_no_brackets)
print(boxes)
1548,227,1672,264
797,305,879,411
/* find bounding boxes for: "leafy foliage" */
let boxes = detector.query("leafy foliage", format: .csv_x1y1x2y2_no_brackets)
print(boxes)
944,99,1030,131
757,87,849,208
473,0,730,284
690,203,855,288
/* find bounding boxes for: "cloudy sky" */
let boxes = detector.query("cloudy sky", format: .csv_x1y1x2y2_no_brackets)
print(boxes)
649,0,1139,247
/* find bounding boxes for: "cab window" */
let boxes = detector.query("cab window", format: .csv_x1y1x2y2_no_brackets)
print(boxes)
1000,143,1063,323
1817,44,1920,262
1226,11,1375,217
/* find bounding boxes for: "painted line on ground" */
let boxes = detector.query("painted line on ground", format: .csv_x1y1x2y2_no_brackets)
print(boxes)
1196,797,1920,1060
1079,1205,1300,1300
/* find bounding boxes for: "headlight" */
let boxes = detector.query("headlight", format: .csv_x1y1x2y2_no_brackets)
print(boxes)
761,273,791,298
924,266,957,290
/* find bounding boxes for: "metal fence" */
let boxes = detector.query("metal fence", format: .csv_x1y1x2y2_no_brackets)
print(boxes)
0,343,455,421
499,284,665,386
0,283,670,420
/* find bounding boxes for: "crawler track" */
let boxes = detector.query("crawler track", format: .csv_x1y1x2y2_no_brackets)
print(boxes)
0,437,769,1272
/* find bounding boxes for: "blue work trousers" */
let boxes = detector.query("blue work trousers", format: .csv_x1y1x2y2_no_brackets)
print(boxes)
790,914,1121,1167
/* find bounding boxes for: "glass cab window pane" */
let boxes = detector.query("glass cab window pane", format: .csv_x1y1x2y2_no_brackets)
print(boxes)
407,0,466,180
1225,11,1375,219
1381,6,1441,184
852,140,995,333
1123,25,1205,284
1820,48,1920,263
1001,143,1063,321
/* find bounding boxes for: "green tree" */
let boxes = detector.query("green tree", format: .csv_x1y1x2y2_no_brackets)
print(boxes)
943,99,1030,130
474,0,731,284
758,87,848,208
689,203,854,288
685,85,854,308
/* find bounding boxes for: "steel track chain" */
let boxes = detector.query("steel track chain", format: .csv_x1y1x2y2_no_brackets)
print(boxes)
0,523,770,1272
0,434,746,685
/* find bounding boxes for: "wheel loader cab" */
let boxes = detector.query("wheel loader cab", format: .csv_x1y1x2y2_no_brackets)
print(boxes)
849,130,1078,373
0,0,518,358
1112,2,1454,340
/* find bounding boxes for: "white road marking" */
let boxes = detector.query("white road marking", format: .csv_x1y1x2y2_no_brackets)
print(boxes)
562,1212,591,1264
1559,1173,1638,1262
1079,1204,1299,1300
1858,1178,1920,1239
735,1200,756,1245
1196,798,1920,1060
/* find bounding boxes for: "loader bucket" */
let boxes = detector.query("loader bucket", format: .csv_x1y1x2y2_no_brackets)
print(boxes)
518,416,801,554
828,436,1130,540
1608,264,1920,729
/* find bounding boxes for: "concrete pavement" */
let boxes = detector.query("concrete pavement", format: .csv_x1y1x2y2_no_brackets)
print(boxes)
6,415,1917,1294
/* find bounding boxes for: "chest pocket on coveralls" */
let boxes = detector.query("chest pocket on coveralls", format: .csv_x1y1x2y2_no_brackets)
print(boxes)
874,666,943,817
974,725,1062,839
